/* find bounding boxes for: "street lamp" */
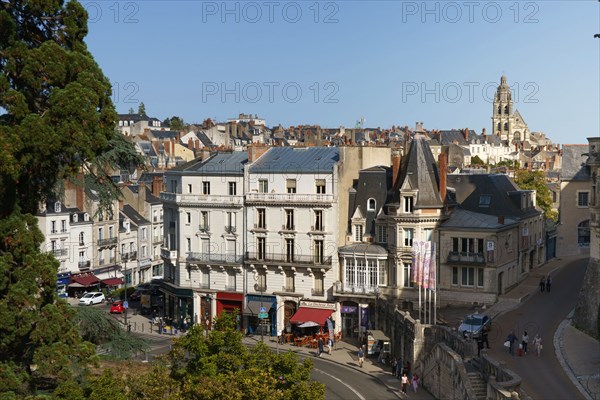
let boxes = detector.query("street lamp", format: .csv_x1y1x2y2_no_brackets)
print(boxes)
123,256,129,328
374,286,380,330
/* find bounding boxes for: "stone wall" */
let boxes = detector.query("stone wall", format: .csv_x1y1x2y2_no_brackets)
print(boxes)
573,257,600,338
420,343,478,400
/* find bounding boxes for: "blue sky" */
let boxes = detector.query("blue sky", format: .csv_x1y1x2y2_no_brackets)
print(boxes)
83,0,599,145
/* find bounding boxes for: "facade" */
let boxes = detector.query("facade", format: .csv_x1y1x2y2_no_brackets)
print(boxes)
492,75,531,142
557,144,591,257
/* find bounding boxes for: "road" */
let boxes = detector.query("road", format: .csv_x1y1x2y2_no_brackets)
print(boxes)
486,258,588,400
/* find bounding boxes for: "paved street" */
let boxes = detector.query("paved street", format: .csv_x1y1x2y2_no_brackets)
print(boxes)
486,258,589,400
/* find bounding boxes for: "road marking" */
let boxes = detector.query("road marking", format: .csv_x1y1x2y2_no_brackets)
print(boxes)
314,367,366,400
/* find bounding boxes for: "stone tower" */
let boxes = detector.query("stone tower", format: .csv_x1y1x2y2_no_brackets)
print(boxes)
492,75,513,140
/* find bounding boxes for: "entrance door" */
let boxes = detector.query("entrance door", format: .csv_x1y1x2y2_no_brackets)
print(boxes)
498,272,504,294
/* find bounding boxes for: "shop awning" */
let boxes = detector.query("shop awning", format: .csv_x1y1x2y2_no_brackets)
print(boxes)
71,274,99,287
102,277,124,286
244,300,274,316
289,307,333,326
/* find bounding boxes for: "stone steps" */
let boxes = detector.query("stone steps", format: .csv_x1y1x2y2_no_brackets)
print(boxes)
467,372,487,400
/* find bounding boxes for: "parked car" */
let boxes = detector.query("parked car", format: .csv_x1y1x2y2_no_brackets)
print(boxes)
459,314,491,338
79,292,105,306
109,300,125,314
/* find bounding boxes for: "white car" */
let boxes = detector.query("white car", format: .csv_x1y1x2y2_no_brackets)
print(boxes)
79,292,106,306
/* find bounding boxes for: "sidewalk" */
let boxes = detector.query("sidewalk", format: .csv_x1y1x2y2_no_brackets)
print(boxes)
243,335,435,399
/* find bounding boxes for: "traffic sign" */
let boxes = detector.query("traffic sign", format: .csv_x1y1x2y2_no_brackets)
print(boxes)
258,312,268,319
259,307,266,313
123,301,129,309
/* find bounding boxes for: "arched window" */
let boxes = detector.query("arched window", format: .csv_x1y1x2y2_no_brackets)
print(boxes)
497,122,501,131
578,220,590,246
79,232,85,245
513,132,521,141
504,105,509,114
497,106,502,115
367,198,376,211
503,122,509,131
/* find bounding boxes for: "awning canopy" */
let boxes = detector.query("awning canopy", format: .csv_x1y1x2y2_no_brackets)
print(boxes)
289,307,333,326
244,300,274,316
71,274,99,287
102,278,124,286
68,282,84,288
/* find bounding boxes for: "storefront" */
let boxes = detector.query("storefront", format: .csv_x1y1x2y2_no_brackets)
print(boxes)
68,273,100,297
289,300,336,334
159,281,193,329
217,292,243,331
341,301,359,339
244,294,276,336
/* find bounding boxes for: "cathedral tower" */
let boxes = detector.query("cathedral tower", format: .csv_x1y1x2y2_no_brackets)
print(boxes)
492,75,513,140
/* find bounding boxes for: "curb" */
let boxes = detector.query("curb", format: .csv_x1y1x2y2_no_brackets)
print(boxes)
554,310,594,400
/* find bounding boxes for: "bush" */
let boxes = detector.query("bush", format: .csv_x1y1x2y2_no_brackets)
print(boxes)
110,287,135,300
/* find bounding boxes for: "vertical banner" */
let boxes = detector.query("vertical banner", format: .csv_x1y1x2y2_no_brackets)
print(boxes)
429,242,437,291
327,318,334,334
360,306,369,327
411,242,420,285
422,241,431,289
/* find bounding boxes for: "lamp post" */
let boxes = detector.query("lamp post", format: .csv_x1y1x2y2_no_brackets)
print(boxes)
123,256,128,328
374,286,380,330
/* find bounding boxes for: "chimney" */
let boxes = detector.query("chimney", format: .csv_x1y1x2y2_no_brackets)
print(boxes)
463,128,469,141
392,147,402,188
438,153,447,202
152,176,162,197
119,199,124,210
247,144,270,162
498,215,505,225
188,138,193,150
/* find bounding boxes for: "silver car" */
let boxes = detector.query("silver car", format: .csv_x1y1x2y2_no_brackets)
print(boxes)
459,314,491,338
79,292,105,306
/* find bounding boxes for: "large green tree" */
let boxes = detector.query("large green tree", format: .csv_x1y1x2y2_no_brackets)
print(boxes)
513,170,558,222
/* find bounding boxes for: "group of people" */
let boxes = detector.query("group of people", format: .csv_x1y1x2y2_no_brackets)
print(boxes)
317,337,334,357
505,330,543,357
540,275,553,293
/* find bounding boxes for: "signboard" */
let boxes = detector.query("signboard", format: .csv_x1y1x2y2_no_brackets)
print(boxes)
123,301,129,309
299,301,336,310
341,306,358,314
259,306,266,313
258,312,269,319
487,241,495,251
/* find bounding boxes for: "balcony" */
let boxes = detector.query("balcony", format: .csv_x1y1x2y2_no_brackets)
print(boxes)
187,252,243,264
199,224,210,233
446,251,485,264
334,282,379,295
246,252,332,266
97,237,118,247
51,249,68,257
161,192,244,206
153,236,163,244
224,225,236,234
281,224,295,232
122,251,137,261
161,247,177,262
224,285,237,292
282,285,295,293
246,192,334,205
311,288,325,296
78,261,91,271
199,282,210,289
311,225,325,232
254,284,267,292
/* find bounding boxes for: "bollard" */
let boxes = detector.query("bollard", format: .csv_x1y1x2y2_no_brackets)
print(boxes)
127,324,131,332
142,323,144,333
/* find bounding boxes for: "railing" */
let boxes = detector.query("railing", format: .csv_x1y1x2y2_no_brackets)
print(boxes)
199,283,210,289
78,261,91,270
281,224,295,231
311,225,325,232
224,285,236,292
51,229,58,234
122,251,137,261
282,285,295,293
97,237,118,246
51,249,68,257
199,224,210,233
186,253,243,264
333,282,379,295
311,288,325,296
224,225,236,234
61,229,67,233
153,236,163,244
254,284,267,292
246,193,334,204
245,252,332,266
161,248,177,260
447,251,485,264
161,192,244,206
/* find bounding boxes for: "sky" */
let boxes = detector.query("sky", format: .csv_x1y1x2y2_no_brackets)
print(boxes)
83,0,600,145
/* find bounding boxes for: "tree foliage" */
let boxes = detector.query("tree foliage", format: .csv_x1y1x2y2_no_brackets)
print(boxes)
513,169,558,222
138,102,146,115
164,115,185,131
471,155,485,165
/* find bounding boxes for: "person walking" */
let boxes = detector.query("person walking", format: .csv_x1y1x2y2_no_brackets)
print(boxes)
482,329,490,349
401,373,409,394
357,346,365,367
533,334,543,357
412,374,419,393
546,276,552,292
317,338,324,357
327,338,333,354
506,331,517,355
522,331,529,355
539,277,546,292
392,357,398,376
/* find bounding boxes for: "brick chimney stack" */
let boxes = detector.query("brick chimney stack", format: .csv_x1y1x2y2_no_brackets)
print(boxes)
152,176,162,197
248,144,270,162
438,153,447,202
391,147,402,189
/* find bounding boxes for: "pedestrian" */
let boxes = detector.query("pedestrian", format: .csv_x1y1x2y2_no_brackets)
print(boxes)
357,346,365,367
392,357,398,376
401,373,409,394
482,329,490,349
546,276,552,292
539,277,546,293
396,357,403,379
506,331,517,355
317,338,324,357
522,331,529,355
477,335,484,357
403,360,411,378
533,334,543,357
412,373,419,393
377,343,383,363
327,338,333,354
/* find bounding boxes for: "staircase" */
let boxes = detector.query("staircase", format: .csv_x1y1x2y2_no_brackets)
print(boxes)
467,372,487,400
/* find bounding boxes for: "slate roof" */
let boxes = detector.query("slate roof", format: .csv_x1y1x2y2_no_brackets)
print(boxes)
445,174,539,218
127,184,161,205
171,151,248,176
347,166,392,237
249,147,339,174
440,207,518,230
150,130,179,140
121,205,149,227
395,139,443,208
561,144,590,181
338,243,388,256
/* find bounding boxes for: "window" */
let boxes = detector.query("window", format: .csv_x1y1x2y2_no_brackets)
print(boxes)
257,208,266,229
354,224,363,242
367,198,376,211
403,263,413,288
285,270,295,292
61,220,67,232
316,179,326,194
314,272,324,295
170,180,177,193
257,270,267,291
477,268,484,287
285,239,295,262
141,227,147,240
578,220,590,246
228,182,237,196
51,221,56,233
286,179,296,194
202,181,210,195
98,227,103,240
314,240,324,263
141,245,147,258
109,226,114,238
479,195,491,207
578,192,589,207
461,267,475,286
377,225,387,243
404,228,414,246
226,212,235,233
403,196,414,213
257,237,266,260
186,212,191,224
79,232,85,245
314,210,323,231
186,238,191,252
285,209,294,230
227,270,236,291
423,228,433,241
188,184,192,194
258,179,268,193
200,211,209,231
452,267,458,285
202,269,210,288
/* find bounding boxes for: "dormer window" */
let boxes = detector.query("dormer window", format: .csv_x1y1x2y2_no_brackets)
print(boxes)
353,224,363,242
124,220,131,233
54,201,61,213
479,195,491,207
84,213,90,222
403,196,414,213
72,213,78,223
367,198,376,212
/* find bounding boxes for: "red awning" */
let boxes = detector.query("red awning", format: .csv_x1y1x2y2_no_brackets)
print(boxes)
102,278,124,286
289,307,333,325
71,274,99,287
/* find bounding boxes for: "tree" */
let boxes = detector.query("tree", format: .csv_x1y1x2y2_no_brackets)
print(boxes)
138,102,146,116
168,116,185,131
513,170,558,222
128,107,135,114
471,155,485,165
